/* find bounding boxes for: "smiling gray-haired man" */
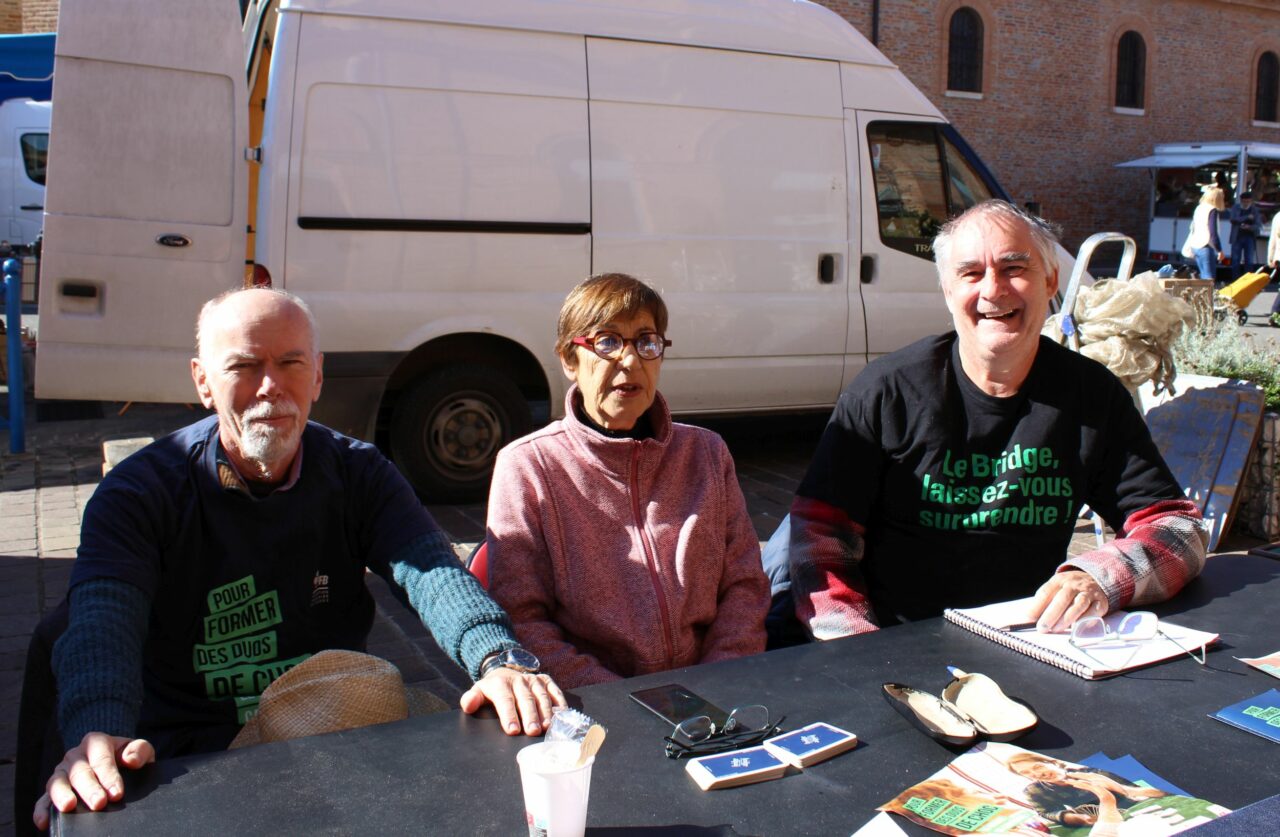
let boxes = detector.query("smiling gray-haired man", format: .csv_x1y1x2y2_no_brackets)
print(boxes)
787,200,1207,641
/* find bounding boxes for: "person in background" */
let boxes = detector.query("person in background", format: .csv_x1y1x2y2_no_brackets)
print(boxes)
786,200,1207,641
1181,186,1226,282
1268,212,1280,327
1228,191,1261,279
486,273,770,688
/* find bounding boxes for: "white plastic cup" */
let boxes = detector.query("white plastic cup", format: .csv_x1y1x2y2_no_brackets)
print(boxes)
516,740,594,837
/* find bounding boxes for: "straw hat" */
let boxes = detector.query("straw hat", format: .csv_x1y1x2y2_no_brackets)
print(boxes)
229,650,447,749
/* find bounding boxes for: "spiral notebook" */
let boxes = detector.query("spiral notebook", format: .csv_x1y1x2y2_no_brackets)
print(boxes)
943,597,1218,680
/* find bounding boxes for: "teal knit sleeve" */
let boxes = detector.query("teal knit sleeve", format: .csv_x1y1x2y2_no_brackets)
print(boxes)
383,530,518,680
53,578,151,749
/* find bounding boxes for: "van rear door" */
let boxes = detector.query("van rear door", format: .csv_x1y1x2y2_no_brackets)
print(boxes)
35,0,247,402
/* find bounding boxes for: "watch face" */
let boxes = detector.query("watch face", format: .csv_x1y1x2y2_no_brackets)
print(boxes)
503,647,540,672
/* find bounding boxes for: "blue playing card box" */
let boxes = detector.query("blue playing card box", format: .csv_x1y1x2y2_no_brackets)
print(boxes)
763,722,859,768
684,745,788,790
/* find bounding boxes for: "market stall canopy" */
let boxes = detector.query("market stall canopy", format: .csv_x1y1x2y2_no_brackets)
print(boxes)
1116,151,1235,169
0,33,55,103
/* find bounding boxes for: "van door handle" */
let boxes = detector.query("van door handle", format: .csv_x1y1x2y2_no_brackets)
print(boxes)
61,283,98,298
860,254,875,284
20,204,42,211
818,253,836,284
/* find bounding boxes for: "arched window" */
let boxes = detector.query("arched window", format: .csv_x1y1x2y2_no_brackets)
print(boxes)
1115,31,1146,109
1257,51,1279,122
947,8,983,93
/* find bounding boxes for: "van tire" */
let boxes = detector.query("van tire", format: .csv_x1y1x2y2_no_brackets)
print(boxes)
390,367,531,502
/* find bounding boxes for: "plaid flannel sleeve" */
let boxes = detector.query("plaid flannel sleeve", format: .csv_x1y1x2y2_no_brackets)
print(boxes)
1060,498,1208,609
788,495,879,640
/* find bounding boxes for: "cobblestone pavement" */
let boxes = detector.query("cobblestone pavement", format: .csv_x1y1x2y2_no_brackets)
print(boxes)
0,400,1264,836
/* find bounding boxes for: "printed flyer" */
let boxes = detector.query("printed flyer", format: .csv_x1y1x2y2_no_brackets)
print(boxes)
878,742,1230,836
1237,651,1280,680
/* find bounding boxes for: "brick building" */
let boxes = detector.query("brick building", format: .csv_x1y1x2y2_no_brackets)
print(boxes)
816,0,1280,251
5,0,1279,250
0,0,56,33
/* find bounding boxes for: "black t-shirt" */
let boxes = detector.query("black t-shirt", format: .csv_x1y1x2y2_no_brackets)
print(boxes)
796,334,1183,624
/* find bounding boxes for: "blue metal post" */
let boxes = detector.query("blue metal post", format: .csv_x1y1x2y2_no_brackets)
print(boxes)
2,257,25,453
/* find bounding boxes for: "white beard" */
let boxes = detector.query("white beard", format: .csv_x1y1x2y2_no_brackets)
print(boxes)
237,401,301,474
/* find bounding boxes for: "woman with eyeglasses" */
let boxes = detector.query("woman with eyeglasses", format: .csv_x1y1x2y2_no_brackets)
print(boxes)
485,273,770,688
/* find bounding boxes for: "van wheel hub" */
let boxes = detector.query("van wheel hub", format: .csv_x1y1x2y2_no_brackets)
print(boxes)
429,396,501,471
390,367,533,502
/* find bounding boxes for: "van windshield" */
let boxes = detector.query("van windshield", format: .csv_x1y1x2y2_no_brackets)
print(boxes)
21,132,47,185
868,122,998,261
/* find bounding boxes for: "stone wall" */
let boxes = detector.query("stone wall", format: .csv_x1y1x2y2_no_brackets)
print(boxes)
1237,411,1280,541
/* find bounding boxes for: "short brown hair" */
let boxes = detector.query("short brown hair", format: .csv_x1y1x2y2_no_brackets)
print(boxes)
555,273,669,360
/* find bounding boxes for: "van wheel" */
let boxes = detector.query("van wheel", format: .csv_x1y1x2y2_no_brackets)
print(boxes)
390,368,531,502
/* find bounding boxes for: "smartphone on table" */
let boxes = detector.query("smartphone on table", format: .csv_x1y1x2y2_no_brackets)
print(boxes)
629,683,729,729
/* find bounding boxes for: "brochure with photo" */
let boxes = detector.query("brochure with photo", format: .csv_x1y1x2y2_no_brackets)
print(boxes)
878,742,1230,836
1077,753,1189,797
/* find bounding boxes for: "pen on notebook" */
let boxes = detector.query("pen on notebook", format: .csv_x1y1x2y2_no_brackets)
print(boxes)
1000,621,1039,632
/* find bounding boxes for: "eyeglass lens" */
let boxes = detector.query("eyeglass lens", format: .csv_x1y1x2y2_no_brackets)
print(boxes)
672,704,769,744
673,715,715,744
590,332,665,360
724,704,769,734
1117,611,1158,639
1072,611,1159,645
1072,616,1108,643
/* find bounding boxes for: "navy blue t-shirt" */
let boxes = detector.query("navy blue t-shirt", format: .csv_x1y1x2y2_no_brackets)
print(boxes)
71,416,436,738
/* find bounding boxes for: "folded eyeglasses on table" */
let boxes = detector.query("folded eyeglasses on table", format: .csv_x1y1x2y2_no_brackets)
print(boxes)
663,704,786,759
1070,611,1207,667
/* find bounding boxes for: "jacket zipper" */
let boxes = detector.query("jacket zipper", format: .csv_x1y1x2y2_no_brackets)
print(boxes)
631,443,674,667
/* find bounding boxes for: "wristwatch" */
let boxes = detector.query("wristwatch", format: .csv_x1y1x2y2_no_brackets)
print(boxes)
479,646,541,679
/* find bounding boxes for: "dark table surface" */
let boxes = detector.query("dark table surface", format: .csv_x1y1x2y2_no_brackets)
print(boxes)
54,553,1280,836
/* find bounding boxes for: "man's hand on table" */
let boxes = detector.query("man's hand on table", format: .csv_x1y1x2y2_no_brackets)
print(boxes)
459,668,566,736
34,732,155,830
1027,570,1109,632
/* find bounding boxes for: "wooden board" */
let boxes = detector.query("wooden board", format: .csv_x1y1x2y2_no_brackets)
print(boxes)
1143,379,1266,550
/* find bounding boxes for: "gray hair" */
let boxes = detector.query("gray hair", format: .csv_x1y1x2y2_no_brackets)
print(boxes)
195,287,320,358
932,200,1062,281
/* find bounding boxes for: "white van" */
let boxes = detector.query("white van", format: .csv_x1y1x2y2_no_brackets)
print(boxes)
0,97,49,248
37,0,1057,500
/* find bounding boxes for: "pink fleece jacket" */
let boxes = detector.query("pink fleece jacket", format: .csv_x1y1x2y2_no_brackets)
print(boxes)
486,387,769,688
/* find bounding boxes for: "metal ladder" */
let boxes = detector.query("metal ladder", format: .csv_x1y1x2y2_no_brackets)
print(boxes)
1057,231,1138,353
